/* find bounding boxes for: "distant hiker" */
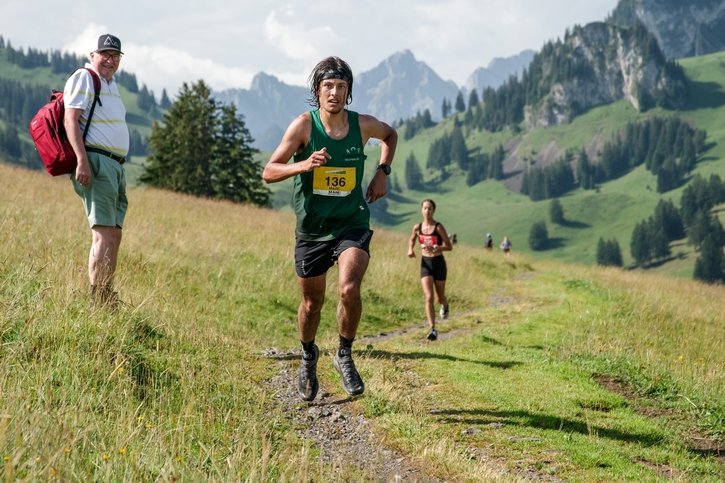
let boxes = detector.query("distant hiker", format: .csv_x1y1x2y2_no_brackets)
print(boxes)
500,236,512,255
262,56,398,401
64,34,129,307
485,232,493,251
407,199,453,341
451,233,458,245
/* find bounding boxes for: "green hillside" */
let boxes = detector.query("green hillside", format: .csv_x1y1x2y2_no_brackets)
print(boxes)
373,51,725,279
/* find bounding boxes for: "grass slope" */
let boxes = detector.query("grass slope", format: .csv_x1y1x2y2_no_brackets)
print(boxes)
1,162,722,480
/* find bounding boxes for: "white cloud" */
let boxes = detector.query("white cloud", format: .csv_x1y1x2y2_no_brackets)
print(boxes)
60,22,257,96
62,23,108,58
263,8,337,62
123,45,256,96
0,0,621,93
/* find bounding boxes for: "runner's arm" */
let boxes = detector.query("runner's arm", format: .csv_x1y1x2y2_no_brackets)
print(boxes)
263,113,329,183
407,224,419,258
436,224,453,252
360,114,397,203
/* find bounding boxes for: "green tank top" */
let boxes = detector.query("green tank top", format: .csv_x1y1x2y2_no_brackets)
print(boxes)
292,109,369,241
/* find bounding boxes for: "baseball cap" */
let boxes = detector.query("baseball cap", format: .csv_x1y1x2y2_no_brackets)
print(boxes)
96,34,123,54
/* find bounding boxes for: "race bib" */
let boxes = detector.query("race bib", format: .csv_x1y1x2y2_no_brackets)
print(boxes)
312,166,356,197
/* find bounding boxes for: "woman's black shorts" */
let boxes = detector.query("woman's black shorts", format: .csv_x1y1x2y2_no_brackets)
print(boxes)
420,255,447,281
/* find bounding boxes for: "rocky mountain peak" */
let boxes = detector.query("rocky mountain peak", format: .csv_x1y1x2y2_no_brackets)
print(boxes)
524,21,687,129
608,0,725,59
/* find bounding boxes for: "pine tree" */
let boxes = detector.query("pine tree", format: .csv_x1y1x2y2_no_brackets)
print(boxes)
596,238,607,265
141,80,269,206
441,98,450,119
404,153,424,190
653,199,685,241
449,126,469,170
160,89,172,110
141,81,217,196
651,225,671,261
576,149,594,189
137,85,155,112
688,210,722,249
454,91,466,113
129,129,147,157
596,238,623,267
466,154,489,187
209,103,270,205
630,221,650,266
427,136,451,172
468,89,480,109
608,239,623,267
707,174,725,205
549,199,565,224
528,220,549,251
488,144,505,180
693,235,725,283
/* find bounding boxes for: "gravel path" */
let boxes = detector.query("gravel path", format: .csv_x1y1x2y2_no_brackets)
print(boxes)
264,347,441,482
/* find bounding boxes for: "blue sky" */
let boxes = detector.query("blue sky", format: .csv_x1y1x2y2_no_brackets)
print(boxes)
1,0,619,96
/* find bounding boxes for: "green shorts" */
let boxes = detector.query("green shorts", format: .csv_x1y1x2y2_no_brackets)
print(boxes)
71,151,128,228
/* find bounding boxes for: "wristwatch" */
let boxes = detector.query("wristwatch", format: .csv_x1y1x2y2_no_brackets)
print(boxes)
376,164,391,176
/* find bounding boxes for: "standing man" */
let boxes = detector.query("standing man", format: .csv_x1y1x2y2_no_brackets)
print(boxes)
64,34,129,306
263,56,397,401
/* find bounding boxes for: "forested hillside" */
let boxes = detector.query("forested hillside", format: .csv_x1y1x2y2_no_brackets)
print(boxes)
381,50,725,282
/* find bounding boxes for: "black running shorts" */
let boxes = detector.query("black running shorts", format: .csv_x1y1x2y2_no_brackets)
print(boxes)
295,228,373,278
420,255,447,281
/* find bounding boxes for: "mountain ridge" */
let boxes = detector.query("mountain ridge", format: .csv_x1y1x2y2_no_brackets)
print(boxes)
608,0,725,59
213,48,524,150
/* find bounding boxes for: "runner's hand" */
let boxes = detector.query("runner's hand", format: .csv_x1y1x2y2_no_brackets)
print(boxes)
306,147,330,171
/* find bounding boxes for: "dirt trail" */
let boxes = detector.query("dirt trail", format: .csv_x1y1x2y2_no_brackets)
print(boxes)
264,347,442,482
261,290,518,482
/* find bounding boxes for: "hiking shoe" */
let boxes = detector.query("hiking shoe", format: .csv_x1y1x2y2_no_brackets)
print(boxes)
297,344,319,401
427,328,438,341
332,348,364,396
439,304,449,319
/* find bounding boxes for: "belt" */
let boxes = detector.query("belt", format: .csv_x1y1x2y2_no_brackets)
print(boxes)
85,147,126,164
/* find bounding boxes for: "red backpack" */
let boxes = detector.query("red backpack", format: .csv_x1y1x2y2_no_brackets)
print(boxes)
28,68,102,176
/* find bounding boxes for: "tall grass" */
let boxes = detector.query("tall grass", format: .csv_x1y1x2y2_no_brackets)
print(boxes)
558,265,725,432
1,162,723,480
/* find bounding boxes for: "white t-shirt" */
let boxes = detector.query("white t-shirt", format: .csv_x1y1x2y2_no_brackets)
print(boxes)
63,64,129,157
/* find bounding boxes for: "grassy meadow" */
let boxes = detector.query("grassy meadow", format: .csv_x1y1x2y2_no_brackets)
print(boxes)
1,162,723,481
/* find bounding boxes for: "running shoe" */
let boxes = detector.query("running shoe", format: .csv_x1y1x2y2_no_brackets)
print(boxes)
297,344,319,401
440,305,449,319
332,348,365,396
427,328,438,341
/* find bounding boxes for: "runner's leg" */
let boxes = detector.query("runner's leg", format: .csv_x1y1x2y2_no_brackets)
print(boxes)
421,275,436,329
336,247,369,338
297,274,326,342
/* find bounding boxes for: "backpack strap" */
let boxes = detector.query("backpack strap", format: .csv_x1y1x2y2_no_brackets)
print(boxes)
76,68,102,141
